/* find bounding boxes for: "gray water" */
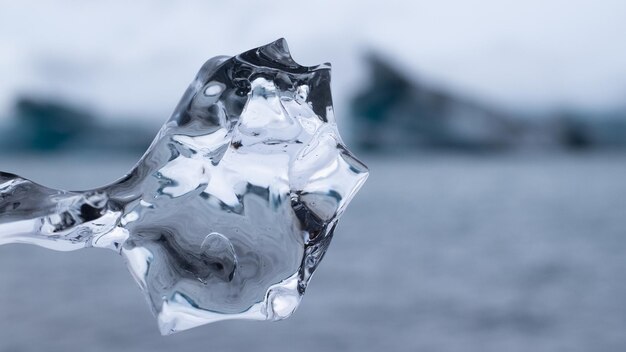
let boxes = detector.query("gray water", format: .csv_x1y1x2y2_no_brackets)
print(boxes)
1,153,625,352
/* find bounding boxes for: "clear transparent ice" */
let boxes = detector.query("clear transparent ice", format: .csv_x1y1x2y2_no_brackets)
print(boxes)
0,39,369,334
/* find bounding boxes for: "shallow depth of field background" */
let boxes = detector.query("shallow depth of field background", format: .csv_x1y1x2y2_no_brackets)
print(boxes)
1,2,626,352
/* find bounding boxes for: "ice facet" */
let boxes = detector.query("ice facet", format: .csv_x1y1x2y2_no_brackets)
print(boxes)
0,39,369,334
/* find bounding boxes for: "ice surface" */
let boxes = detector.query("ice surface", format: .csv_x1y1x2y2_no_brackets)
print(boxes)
0,39,368,334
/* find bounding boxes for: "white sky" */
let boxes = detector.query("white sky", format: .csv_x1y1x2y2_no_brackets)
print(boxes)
0,0,625,124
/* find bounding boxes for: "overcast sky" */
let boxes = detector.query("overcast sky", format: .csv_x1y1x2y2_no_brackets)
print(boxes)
0,0,625,125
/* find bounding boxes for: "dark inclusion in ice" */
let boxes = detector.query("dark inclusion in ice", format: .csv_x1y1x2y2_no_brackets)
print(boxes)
0,39,368,334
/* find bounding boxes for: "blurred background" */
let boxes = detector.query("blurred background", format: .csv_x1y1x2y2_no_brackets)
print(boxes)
1,1,626,351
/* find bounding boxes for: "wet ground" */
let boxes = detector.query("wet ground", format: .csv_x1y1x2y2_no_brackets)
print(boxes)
1,152,625,352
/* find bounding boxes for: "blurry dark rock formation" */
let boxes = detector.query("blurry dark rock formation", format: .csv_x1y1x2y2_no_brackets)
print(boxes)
351,54,626,152
552,111,626,149
0,97,153,154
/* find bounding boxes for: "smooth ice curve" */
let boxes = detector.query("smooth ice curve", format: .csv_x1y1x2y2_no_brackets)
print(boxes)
0,39,369,335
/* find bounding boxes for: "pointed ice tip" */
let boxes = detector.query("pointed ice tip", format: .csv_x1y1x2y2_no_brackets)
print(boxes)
237,38,330,73
256,38,300,70
271,38,290,54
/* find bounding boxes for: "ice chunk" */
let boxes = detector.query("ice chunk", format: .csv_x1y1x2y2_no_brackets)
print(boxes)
0,39,368,334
